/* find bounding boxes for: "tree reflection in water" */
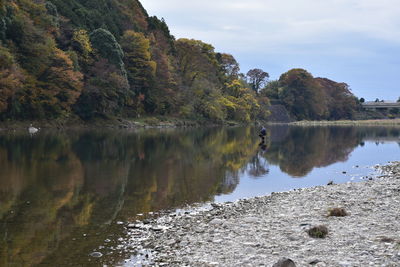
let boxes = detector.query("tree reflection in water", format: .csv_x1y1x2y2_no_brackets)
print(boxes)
0,127,258,266
261,126,400,177
0,125,398,266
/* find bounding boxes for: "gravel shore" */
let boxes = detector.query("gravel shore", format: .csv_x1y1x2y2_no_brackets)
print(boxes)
123,162,400,266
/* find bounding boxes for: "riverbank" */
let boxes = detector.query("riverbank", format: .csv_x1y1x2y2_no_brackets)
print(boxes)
2,117,400,131
287,119,400,126
0,116,241,131
120,162,400,266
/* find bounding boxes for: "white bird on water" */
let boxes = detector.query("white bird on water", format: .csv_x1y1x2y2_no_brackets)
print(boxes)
28,124,39,134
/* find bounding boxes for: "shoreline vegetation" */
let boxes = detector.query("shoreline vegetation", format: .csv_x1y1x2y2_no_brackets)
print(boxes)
0,116,242,131
1,117,400,131
117,162,400,266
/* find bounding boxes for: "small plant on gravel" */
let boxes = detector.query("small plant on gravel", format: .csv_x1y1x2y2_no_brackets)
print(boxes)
328,207,348,217
307,225,329,238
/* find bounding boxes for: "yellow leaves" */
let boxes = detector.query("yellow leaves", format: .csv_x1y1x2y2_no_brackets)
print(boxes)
225,79,254,98
176,38,220,88
74,201,94,226
220,80,262,122
122,31,151,60
208,128,259,172
218,96,236,111
189,77,263,122
121,30,156,89
72,29,92,57
229,79,242,88
176,38,216,55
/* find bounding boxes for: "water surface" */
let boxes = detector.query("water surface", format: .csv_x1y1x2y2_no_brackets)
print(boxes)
0,126,399,266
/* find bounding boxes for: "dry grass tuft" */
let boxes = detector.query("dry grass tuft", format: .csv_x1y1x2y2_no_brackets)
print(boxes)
307,225,329,238
328,207,348,217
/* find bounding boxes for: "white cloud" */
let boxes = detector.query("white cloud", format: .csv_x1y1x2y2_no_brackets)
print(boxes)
142,0,400,45
140,0,400,100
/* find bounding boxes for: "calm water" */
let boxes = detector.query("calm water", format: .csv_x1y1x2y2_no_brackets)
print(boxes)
0,126,399,266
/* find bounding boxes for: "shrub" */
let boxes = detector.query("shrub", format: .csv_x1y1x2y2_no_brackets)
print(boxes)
328,208,348,217
307,225,328,238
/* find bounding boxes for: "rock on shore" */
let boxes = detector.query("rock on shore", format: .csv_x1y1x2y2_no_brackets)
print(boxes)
124,162,400,266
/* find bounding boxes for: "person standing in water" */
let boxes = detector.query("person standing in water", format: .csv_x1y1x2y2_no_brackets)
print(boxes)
259,126,266,142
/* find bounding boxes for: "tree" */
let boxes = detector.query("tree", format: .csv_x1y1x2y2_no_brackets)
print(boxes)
246,68,269,94
279,69,328,120
220,79,269,122
359,98,365,103
260,80,280,100
6,12,55,76
174,39,224,120
90,28,126,77
315,78,358,120
75,59,129,119
120,30,156,113
0,45,24,114
72,29,93,58
39,48,84,113
175,38,220,88
217,53,240,81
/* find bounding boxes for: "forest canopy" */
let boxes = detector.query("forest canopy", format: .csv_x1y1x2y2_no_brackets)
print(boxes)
0,0,360,123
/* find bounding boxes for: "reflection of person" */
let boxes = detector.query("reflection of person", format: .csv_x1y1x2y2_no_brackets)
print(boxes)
259,143,267,152
258,127,266,142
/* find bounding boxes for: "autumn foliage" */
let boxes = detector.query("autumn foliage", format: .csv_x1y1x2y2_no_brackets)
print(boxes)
262,69,359,120
0,0,358,123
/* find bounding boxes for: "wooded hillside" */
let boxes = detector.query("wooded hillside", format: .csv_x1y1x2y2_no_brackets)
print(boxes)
0,0,271,123
0,0,360,123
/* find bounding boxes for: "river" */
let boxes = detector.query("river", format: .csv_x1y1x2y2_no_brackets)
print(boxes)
0,125,399,266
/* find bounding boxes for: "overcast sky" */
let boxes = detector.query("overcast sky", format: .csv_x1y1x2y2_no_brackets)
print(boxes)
141,0,400,100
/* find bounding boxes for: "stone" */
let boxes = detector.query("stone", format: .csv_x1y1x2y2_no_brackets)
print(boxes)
209,218,224,225
89,252,103,258
309,259,321,265
211,203,222,209
127,223,142,229
151,226,164,232
242,217,260,223
166,240,176,246
272,258,296,267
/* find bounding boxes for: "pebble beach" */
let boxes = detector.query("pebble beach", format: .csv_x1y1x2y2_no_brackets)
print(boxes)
122,162,400,266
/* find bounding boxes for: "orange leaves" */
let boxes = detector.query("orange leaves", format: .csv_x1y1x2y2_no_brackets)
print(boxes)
41,48,84,111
